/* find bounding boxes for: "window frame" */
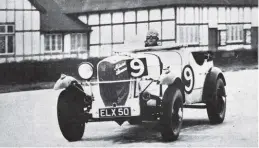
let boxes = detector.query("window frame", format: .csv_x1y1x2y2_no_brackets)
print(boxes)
87,7,176,50
177,24,201,45
218,29,227,46
176,7,209,46
44,34,63,53
225,24,245,44
0,24,15,55
70,33,88,52
244,28,251,45
220,7,252,45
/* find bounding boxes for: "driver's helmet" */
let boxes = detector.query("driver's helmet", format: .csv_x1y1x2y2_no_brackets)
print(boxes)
146,29,159,38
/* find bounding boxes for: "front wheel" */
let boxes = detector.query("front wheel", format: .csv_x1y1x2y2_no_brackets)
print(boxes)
160,86,184,141
206,78,226,124
57,86,85,142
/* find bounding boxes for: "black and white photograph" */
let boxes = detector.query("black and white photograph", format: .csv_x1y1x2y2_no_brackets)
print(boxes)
0,0,258,147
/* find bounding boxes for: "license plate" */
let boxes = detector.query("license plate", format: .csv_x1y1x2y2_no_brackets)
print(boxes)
99,107,131,118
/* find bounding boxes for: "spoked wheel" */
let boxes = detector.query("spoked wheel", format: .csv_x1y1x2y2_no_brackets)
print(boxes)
206,78,226,124
160,86,184,141
57,86,85,142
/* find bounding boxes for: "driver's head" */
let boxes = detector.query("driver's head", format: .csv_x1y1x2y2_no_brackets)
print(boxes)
145,29,159,47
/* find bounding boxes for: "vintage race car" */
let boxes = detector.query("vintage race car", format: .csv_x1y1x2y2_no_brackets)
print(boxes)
53,44,227,142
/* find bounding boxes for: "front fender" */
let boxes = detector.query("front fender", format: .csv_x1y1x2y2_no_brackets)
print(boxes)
202,67,226,102
159,71,185,103
159,73,177,85
159,68,180,85
53,74,78,90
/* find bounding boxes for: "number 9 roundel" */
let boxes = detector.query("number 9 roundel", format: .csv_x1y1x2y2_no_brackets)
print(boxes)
181,65,195,94
126,58,148,78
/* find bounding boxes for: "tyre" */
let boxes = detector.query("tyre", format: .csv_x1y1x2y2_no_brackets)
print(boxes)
160,86,184,141
57,86,85,142
206,78,226,124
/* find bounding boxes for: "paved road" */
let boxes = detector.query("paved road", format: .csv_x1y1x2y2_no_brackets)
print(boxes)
0,70,257,147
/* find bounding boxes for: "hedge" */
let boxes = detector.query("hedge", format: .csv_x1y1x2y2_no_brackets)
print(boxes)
213,49,258,66
0,57,105,85
0,49,257,85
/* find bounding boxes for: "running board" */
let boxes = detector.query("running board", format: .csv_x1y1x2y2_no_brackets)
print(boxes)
184,103,207,109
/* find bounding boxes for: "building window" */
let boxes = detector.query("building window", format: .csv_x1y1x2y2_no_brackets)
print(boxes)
162,21,175,40
137,23,148,39
100,13,111,24
149,9,161,21
71,33,87,51
112,12,123,23
88,14,99,25
226,24,244,43
44,34,63,52
87,7,177,56
0,25,14,54
125,11,136,22
100,26,111,44
113,25,123,43
176,7,209,46
162,8,175,20
218,30,227,46
90,27,100,44
177,25,200,45
244,29,251,44
88,8,176,50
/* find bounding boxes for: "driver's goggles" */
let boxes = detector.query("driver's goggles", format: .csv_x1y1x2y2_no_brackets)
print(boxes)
146,36,158,39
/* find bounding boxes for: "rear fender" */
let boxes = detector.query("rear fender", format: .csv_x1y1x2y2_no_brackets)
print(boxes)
202,67,226,102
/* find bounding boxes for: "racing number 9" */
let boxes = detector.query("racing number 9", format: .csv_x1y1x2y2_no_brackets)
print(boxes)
127,58,148,78
130,59,145,77
181,65,195,94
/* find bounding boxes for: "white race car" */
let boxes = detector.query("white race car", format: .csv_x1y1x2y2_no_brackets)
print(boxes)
54,45,227,142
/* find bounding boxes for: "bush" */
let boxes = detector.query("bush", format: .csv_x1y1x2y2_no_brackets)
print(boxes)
213,49,258,66
0,57,105,85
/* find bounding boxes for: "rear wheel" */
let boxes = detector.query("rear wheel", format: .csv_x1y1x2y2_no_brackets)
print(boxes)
206,78,226,124
57,86,85,142
160,86,184,141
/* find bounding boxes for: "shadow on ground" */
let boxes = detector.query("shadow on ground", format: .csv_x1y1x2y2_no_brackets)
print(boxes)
81,118,214,144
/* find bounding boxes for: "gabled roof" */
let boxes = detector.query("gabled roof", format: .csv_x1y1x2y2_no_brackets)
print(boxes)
34,0,90,33
53,0,258,14
28,0,46,13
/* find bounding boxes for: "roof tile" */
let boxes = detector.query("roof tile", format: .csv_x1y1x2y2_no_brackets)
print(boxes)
54,0,258,14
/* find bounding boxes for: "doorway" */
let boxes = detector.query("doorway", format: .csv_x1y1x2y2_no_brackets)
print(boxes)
208,28,218,52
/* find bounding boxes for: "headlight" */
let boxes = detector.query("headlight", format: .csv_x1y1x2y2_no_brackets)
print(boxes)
78,62,94,80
